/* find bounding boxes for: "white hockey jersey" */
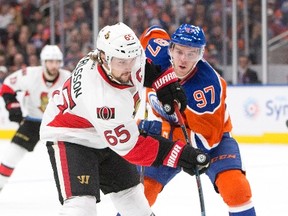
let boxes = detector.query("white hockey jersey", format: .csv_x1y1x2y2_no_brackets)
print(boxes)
1,66,71,120
40,55,147,156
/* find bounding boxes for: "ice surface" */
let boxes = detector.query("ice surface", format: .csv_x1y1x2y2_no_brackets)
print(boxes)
0,140,287,216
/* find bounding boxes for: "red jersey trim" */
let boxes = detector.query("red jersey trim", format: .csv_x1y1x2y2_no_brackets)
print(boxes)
0,163,13,177
0,84,15,96
58,141,72,198
48,112,93,128
122,135,159,166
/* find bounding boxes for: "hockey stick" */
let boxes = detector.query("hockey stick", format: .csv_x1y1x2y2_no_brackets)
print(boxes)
139,164,145,184
139,89,150,184
173,102,206,216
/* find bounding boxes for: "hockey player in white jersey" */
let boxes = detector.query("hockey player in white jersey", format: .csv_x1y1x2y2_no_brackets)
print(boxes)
0,45,71,191
39,22,210,216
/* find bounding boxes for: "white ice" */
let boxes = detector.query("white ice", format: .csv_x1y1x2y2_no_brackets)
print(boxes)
0,139,287,216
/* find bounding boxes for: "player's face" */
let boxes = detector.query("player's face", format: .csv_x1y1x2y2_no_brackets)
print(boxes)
170,44,201,78
110,57,137,84
44,60,61,78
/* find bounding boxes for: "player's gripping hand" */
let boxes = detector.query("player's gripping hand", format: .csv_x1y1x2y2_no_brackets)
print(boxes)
144,59,187,115
138,120,162,136
163,141,210,176
2,93,23,123
151,136,210,176
152,68,186,115
6,102,23,123
178,145,210,176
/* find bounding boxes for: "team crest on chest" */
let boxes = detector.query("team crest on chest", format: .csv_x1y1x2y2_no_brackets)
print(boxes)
39,92,49,112
96,106,115,120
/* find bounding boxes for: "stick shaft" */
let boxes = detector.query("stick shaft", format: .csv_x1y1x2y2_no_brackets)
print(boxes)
174,103,206,216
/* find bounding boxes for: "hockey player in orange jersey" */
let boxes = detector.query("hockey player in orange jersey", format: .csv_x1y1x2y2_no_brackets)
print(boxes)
138,24,257,216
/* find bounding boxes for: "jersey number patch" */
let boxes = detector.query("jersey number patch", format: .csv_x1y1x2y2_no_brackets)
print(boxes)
194,85,215,108
104,124,131,146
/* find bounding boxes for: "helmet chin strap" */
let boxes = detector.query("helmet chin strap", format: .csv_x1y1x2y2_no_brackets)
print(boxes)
100,54,123,84
102,61,123,85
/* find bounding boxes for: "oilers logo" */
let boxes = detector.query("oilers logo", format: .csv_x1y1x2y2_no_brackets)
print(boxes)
147,91,178,123
243,98,259,119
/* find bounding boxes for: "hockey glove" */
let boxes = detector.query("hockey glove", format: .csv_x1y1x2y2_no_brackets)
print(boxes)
138,120,162,136
144,59,187,115
6,102,23,123
152,135,210,176
178,145,210,176
2,93,23,123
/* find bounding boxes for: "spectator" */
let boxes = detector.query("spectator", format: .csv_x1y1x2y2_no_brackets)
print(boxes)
238,55,260,84
0,0,287,83
28,54,39,66
0,53,6,67
179,1,195,24
0,22,18,46
10,53,26,73
20,0,37,25
0,3,14,31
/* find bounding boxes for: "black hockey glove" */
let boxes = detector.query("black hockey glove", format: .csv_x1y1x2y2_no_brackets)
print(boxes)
2,93,23,123
151,135,210,176
154,79,186,115
179,145,210,176
144,59,187,115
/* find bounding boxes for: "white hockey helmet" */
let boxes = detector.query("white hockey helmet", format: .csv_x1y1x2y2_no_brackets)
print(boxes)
96,22,142,64
40,45,63,67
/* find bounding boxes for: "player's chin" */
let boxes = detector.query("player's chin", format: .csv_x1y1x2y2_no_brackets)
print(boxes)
122,73,131,80
176,66,188,75
48,69,59,75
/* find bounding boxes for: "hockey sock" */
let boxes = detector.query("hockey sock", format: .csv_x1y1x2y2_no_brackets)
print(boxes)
229,204,256,216
0,163,14,177
110,183,153,216
216,170,252,206
0,142,27,189
60,196,97,216
143,176,163,206
216,170,256,216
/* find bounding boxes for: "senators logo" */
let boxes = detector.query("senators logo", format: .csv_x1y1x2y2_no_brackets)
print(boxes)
97,106,115,120
104,31,110,39
39,92,49,112
9,76,17,85
133,92,141,117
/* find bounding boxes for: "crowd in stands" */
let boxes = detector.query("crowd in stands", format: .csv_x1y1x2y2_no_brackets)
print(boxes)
0,0,287,85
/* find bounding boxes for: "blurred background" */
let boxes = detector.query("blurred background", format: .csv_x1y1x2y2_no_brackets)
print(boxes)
0,0,287,85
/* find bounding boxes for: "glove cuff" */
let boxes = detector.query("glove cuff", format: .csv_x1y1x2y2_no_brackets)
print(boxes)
6,102,21,110
152,68,178,90
163,140,185,168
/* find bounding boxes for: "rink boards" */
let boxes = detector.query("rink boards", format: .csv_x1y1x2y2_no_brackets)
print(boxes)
0,85,288,144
